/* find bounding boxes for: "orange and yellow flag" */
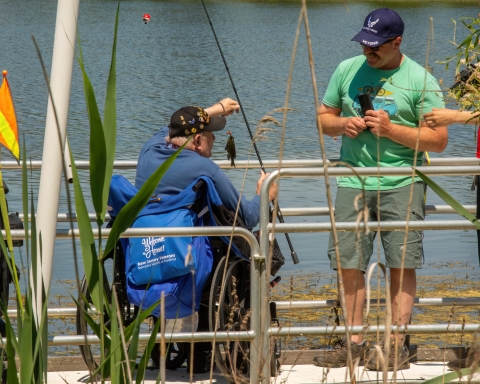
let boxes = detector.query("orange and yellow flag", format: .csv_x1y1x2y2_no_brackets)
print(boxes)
0,71,19,162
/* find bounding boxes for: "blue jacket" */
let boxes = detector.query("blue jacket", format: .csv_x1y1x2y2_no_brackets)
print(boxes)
135,126,261,228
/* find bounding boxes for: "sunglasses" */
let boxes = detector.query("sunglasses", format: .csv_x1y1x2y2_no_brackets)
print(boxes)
361,38,397,51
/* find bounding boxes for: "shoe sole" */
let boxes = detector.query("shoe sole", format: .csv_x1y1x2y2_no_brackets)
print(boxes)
313,358,366,369
366,362,410,371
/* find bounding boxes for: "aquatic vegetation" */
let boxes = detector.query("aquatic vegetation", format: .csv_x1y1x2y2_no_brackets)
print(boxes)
271,270,480,350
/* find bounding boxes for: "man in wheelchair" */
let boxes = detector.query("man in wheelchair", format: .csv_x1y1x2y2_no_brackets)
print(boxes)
135,98,278,373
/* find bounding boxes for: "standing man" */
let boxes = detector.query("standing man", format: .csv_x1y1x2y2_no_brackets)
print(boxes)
313,8,448,370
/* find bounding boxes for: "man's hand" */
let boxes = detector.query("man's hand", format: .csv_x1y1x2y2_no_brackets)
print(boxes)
205,98,240,117
364,109,394,137
256,170,278,201
424,108,479,127
344,117,367,138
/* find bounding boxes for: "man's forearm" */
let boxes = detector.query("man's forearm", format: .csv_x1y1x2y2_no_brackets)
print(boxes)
319,113,347,136
456,110,480,125
384,124,448,152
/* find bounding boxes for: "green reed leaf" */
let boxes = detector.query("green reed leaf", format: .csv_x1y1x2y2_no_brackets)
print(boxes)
77,48,107,225
20,138,28,312
19,289,33,384
69,147,103,314
126,299,161,378
101,3,119,228
423,367,480,384
136,309,161,384
103,139,189,257
123,300,159,343
415,169,480,230
109,285,121,384
2,308,19,384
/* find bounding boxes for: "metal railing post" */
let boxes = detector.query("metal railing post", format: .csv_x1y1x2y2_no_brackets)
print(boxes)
258,171,280,383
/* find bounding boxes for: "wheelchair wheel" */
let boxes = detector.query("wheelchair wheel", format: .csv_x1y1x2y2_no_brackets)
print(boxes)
209,256,250,383
150,338,187,370
76,270,114,372
76,247,135,370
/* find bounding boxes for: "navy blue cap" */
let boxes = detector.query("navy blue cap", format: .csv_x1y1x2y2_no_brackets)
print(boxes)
168,106,226,138
351,8,404,48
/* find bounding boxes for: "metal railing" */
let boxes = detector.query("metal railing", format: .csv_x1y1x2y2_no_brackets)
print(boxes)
257,165,480,383
4,159,480,383
0,156,477,170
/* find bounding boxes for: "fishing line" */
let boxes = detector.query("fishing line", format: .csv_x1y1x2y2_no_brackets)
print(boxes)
200,0,299,264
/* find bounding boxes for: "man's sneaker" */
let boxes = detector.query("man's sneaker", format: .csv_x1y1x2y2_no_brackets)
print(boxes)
447,349,480,371
365,341,410,371
313,338,369,368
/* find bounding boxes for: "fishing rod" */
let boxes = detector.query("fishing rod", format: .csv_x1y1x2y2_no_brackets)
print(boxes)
200,0,299,265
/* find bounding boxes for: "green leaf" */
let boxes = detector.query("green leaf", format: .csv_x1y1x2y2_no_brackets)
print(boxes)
422,367,480,384
415,169,480,231
103,139,190,257
3,308,19,384
101,3,119,228
69,147,102,314
19,281,34,384
126,298,161,377
136,311,161,384
109,285,122,384
77,48,107,225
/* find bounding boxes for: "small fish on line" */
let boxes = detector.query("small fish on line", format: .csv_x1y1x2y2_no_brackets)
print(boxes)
225,130,236,168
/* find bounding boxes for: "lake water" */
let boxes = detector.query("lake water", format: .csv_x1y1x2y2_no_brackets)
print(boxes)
0,0,479,298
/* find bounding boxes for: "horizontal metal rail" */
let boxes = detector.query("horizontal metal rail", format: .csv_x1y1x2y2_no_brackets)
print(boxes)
4,220,478,240
4,323,478,346
0,331,255,347
278,165,480,177
0,157,477,170
268,324,480,336
17,204,473,222
279,205,476,217
274,297,480,310
4,323,480,346
269,220,478,233
4,227,259,253
6,297,479,318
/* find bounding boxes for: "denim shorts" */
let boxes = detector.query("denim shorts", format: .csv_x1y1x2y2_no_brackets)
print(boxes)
327,182,425,272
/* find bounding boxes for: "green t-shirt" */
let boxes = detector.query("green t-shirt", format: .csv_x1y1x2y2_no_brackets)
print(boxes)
323,54,445,190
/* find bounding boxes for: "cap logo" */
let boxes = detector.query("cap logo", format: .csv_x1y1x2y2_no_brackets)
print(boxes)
362,40,378,46
363,17,379,33
368,17,379,28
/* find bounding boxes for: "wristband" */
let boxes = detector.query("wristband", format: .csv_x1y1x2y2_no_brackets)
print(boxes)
218,102,225,112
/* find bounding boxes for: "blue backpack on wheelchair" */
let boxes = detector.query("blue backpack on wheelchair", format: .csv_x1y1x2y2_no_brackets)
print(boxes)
107,174,247,319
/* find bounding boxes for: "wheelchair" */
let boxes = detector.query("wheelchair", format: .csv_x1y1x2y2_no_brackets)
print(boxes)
76,237,283,382
76,176,284,381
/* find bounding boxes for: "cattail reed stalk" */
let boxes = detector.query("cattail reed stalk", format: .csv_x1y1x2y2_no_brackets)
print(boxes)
300,1,357,380
160,291,166,384
113,285,133,381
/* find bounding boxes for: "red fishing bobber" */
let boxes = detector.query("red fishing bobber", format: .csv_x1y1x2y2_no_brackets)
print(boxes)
142,13,151,24
2,70,7,77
